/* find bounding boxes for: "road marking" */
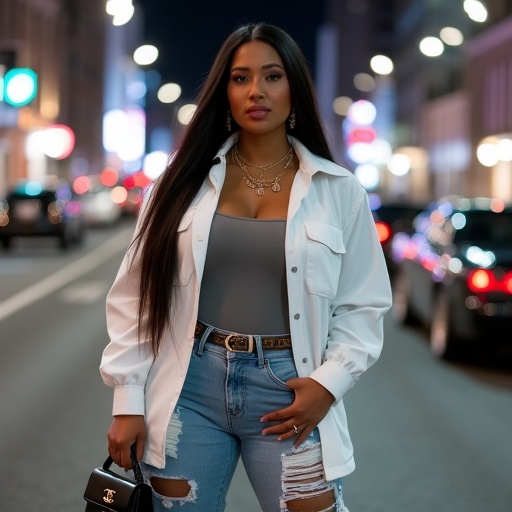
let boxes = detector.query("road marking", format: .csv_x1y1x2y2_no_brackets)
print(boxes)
0,227,133,323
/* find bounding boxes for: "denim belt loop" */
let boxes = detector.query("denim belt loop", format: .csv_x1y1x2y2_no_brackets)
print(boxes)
254,336,265,366
196,324,215,355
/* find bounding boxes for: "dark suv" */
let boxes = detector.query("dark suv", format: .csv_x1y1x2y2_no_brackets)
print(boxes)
391,196,512,360
0,176,86,249
371,199,426,276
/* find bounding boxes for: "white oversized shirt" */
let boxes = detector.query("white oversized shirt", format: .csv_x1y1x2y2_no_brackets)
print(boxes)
100,134,392,481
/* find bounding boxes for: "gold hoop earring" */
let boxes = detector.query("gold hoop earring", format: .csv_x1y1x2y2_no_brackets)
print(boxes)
289,110,296,130
226,110,232,132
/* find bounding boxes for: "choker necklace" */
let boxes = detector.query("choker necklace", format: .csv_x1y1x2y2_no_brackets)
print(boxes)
232,142,294,195
233,142,293,171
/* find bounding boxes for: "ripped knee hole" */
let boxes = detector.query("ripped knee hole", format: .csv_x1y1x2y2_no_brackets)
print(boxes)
150,477,191,498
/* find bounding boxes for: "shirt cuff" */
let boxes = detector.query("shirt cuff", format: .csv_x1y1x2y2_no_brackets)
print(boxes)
309,360,356,405
112,385,146,416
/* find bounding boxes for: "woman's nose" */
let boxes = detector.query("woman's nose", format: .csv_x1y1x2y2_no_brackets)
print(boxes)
249,85,265,100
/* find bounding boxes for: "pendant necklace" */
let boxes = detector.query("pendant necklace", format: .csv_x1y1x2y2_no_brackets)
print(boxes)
234,142,293,171
233,141,294,195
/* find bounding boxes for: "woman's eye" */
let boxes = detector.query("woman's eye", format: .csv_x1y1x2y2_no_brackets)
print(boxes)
267,73,282,81
232,75,248,84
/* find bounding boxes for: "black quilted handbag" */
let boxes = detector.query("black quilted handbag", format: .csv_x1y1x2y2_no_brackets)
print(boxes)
83,445,153,512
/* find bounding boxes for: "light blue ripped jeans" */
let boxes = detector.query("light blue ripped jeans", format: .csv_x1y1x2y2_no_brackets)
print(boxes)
140,323,348,512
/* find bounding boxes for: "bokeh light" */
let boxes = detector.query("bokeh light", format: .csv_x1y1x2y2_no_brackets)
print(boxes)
44,125,75,159
177,104,197,125
419,37,444,57
477,143,499,167
497,139,512,162
464,0,488,22
440,27,464,46
107,0,134,26
332,96,353,116
347,99,377,125
388,153,411,176
26,125,75,160
143,151,168,180
157,83,182,103
370,55,394,75
353,73,376,92
354,163,380,190
133,45,159,66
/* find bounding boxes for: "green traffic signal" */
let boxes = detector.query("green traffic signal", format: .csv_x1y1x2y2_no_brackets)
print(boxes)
3,68,37,107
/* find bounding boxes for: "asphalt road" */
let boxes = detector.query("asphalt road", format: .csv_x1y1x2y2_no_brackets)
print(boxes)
0,220,511,511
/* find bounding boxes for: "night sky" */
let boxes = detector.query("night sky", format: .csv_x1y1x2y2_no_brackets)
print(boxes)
137,0,326,101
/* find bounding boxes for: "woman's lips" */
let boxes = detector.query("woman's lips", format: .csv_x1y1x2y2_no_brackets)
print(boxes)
247,110,269,120
246,106,270,120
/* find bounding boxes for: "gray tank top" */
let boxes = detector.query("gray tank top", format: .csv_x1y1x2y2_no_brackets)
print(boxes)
198,212,290,335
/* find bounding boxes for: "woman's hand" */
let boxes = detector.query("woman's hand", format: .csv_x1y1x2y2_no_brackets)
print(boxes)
107,415,146,471
260,377,335,447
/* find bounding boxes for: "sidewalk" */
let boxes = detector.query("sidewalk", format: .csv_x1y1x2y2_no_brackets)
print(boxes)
225,461,260,511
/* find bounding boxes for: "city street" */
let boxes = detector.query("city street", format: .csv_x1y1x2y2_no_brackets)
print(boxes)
0,220,511,511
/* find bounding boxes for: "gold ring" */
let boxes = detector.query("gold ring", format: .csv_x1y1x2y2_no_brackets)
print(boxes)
293,424,299,434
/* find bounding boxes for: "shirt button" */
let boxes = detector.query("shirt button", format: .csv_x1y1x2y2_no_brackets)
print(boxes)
294,313,300,320
291,267,297,273
302,358,308,363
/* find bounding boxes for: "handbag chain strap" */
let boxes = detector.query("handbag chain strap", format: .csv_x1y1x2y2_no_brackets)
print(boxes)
103,444,144,484
130,444,144,484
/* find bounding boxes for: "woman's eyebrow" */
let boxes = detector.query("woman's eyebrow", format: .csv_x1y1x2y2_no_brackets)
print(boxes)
230,63,285,72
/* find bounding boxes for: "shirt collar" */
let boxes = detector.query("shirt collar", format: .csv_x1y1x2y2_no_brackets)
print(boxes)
213,132,350,179
288,136,349,178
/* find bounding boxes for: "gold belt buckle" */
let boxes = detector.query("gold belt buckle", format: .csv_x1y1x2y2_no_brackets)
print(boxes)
224,334,254,352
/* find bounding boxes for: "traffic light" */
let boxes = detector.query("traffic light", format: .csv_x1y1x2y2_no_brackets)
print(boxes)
1,68,37,107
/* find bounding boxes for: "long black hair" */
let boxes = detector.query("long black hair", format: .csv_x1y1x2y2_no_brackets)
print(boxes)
133,23,335,355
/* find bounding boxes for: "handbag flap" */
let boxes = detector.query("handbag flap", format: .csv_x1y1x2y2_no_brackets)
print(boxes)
84,467,151,512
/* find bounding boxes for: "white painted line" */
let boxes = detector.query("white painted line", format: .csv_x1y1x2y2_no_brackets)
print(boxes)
0,227,133,323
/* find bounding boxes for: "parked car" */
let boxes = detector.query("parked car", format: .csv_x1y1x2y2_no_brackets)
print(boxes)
371,198,426,275
80,183,124,227
391,196,512,360
0,176,86,249
119,170,151,217
119,185,143,217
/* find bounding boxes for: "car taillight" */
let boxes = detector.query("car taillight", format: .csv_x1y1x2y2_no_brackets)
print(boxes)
503,272,512,294
467,269,512,294
375,221,392,244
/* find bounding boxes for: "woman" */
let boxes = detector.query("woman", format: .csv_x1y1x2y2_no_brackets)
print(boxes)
100,23,392,512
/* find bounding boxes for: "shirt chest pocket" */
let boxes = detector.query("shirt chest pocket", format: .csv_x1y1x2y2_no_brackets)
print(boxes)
175,210,195,285
304,221,346,298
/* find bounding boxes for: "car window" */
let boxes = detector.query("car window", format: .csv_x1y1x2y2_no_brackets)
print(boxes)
374,206,424,223
453,210,512,244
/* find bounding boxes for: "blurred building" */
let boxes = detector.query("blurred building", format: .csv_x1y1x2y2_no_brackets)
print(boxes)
395,0,512,201
102,6,147,174
0,0,106,193
318,0,512,203
462,14,512,199
316,0,398,190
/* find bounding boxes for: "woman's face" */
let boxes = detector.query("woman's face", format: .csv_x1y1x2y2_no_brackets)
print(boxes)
227,40,291,136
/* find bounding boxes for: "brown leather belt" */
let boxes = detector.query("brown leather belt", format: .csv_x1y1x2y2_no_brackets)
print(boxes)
195,321,292,352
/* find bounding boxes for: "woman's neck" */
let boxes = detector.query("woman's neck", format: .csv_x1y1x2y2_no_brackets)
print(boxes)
235,133,291,168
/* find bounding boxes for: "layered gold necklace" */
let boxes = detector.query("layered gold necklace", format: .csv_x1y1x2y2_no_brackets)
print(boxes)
232,141,293,195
